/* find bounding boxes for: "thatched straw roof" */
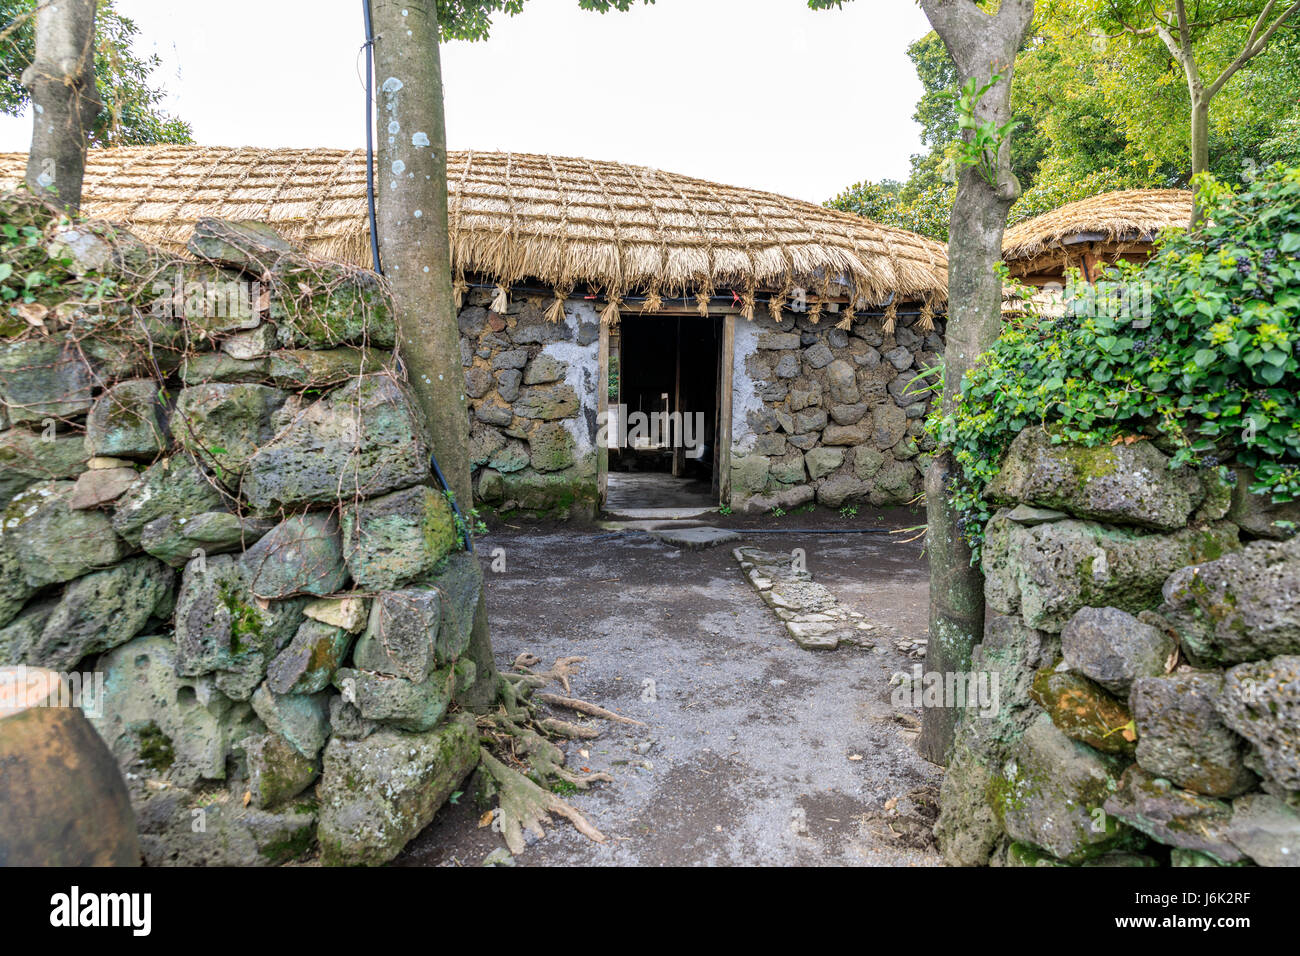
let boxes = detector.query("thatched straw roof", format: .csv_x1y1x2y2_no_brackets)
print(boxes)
0,146,947,305
1002,188,1193,262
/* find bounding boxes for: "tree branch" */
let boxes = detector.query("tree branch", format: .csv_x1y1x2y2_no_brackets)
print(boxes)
1205,0,1300,99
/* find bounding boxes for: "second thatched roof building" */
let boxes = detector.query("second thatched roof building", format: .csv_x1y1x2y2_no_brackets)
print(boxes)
1003,188,1193,286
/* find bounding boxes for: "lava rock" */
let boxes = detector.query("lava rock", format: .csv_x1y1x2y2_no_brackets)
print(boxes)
316,715,478,866
1060,605,1174,696
241,374,428,511
1131,671,1256,797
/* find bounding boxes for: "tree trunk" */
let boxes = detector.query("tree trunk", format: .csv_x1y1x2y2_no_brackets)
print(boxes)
23,0,99,212
1189,93,1210,225
917,164,1013,765
916,0,1034,765
918,455,983,764
937,171,1018,417
368,0,498,708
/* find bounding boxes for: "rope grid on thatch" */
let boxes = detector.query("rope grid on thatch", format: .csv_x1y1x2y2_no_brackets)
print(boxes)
621,165,671,316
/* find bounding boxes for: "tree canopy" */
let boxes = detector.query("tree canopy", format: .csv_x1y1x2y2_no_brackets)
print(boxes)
825,1,1300,238
2,0,192,146
437,0,653,41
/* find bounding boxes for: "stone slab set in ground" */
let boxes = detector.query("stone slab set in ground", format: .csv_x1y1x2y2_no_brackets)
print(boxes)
651,526,741,551
733,546,878,651
0,199,484,866
935,426,1300,868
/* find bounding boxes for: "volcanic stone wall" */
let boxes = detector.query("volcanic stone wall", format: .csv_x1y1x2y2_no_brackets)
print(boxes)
729,307,942,513
460,296,944,518
459,292,600,518
936,426,1300,867
0,196,481,866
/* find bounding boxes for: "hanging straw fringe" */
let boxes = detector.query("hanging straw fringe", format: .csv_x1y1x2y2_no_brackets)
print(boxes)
768,290,787,323
490,284,509,314
452,274,470,311
807,297,823,325
918,299,935,333
740,288,755,322
544,290,568,324
835,304,854,331
808,275,831,324
881,300,897,335
641,287,663,314
600,295,622,326
696,291,711,318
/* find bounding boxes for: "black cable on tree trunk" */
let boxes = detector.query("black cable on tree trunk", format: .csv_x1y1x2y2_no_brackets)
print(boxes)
362,0,474,552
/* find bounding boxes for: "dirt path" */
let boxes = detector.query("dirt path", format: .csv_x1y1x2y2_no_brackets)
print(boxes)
397,508,942,867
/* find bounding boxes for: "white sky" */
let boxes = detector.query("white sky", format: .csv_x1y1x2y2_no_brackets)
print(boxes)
0,0,931,203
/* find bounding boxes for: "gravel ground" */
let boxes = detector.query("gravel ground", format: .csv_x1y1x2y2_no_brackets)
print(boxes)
397,507,943,867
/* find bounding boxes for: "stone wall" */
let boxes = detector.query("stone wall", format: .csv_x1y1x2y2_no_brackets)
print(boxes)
460,295,942,518
936,426,1300,867
0,197,481,866
459,293,600,518
729,307,941,513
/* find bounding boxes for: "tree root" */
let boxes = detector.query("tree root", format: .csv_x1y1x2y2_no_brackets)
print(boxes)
479,748,606,855
538,716,603,739
545,656,586,694
502,671,549,690
536,693,645,726
510,652,587,694
475,653,640,855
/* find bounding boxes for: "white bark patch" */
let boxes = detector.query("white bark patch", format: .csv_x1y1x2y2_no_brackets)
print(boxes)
391,160,406,175
381,77,403,93
388,121,400,135
411,132,430,148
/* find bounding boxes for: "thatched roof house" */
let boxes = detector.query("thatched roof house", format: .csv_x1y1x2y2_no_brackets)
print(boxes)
1,146,948,518
1002,188,1193,286
0,146,945,310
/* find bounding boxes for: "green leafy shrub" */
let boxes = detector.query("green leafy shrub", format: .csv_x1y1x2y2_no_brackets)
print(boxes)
936,163,1300,561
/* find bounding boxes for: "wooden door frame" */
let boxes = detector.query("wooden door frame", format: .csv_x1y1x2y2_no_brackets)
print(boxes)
597,321,611,506
717,313,734,506
596,310,735,508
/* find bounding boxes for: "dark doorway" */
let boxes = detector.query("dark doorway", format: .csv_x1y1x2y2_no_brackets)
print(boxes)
606,313,722,512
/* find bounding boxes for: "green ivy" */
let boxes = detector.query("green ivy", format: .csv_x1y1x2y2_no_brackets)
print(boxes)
952,72,1020,188
935,163,1300,563
1,195,119,332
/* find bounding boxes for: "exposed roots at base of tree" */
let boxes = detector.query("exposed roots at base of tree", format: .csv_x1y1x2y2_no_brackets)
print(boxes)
478,749,607,855
476,656,618,855
536,693,645,726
